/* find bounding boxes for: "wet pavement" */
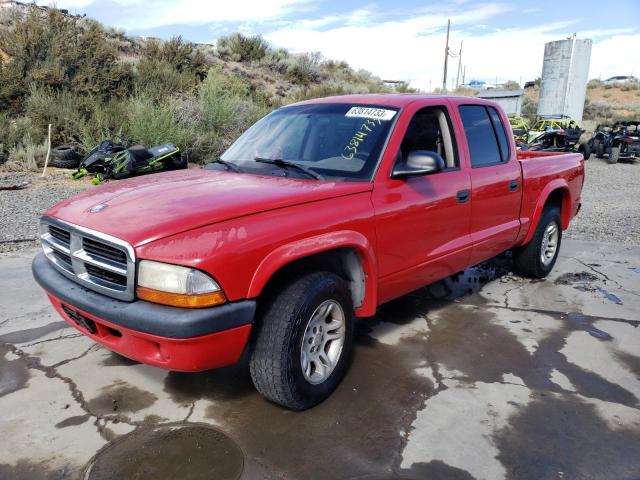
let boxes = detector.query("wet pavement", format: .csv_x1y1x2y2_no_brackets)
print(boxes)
0,240,639,480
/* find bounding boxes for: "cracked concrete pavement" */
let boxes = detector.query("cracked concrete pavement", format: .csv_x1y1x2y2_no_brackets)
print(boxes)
0,240,639,479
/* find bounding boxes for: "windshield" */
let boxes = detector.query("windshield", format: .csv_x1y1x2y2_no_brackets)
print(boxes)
220,103,398,182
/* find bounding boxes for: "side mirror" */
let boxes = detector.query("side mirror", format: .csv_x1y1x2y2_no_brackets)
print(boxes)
391,150,445,179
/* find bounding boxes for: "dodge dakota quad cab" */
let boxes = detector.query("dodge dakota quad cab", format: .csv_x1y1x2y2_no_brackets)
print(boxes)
33,95,585,410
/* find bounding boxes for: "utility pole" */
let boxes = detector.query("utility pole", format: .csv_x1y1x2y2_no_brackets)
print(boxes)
462,65,466,86
455,41,463,88
442,19,450,92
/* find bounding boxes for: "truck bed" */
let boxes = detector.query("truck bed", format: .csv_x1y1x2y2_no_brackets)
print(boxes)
517,149,585,244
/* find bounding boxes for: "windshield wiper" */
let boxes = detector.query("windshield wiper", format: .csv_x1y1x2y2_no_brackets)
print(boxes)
212,157,243,173
254,157,324,180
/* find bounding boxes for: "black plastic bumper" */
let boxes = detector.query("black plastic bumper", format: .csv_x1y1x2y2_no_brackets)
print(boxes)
32,252,256,339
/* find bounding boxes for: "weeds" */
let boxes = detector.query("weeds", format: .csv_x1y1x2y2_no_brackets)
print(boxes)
0,9,388,169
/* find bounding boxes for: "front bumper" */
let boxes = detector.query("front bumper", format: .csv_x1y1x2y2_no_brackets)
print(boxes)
32,252,255,371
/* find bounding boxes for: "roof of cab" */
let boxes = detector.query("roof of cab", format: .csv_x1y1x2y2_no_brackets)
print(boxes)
289,93,491,109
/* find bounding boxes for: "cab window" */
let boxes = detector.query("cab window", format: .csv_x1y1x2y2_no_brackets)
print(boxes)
459,105,510,167
397,106,458,169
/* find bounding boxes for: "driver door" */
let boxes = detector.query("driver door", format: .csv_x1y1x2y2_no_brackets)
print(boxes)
372,102,473,304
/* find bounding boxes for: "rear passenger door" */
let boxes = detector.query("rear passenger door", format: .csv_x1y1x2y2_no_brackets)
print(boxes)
457,104,522,265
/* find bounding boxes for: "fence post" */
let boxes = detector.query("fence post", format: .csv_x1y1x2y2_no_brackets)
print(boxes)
41,123,52,177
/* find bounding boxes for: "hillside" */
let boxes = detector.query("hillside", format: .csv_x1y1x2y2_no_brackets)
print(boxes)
522,81,640,129
0,5,393,171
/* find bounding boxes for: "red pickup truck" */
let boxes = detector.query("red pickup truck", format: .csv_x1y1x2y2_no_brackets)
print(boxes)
33,95,584,409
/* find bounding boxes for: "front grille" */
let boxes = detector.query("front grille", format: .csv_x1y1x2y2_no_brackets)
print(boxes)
49,225,71,246
85,264,127,287
40,218,135,301
52,249,72,268
83,237,127,264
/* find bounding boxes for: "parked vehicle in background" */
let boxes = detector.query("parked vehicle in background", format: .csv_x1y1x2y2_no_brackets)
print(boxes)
590,121,640,164
508,114,530,145
525,116,590,160
527,116,581,143
525,128,591,160
603,75,638,85
32,95,585,410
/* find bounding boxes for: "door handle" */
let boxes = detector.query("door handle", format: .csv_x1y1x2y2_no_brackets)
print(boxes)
456,189,470,203
508,179,519,192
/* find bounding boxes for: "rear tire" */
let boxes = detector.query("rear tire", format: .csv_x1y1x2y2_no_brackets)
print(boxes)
580,143,591,160
607,146,619,164
513,207,562,278
250,272,354,410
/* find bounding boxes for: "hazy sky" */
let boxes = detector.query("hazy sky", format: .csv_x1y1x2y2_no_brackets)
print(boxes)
50,0,640,90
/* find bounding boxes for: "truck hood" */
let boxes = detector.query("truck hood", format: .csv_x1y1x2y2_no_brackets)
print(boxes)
46,169,372,247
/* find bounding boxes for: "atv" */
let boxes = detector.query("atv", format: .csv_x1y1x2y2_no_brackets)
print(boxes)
72,137,186,183
508,114,530,145
524,124,591,160
590,121,640,164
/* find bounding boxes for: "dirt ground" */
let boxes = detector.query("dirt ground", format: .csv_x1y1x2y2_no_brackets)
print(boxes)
1,240,639,479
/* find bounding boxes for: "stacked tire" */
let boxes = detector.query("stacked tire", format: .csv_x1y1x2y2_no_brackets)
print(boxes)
50,145,81,169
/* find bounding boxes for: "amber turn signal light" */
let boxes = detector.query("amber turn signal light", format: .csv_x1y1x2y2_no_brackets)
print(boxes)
137,286,227,308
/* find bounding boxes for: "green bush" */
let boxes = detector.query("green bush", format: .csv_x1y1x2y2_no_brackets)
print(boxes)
0,8,132,112
217,33,268,62
7,135,48,171
287,53,322,84
587,79,603,89
135,58,198,98
126,95,191,153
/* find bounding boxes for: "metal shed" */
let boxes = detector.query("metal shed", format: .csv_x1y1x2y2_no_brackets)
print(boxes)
476,90,524,115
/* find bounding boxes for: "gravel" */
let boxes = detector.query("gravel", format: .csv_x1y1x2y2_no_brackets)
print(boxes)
1,158,639,254
0,170,91,253
565,157,640,246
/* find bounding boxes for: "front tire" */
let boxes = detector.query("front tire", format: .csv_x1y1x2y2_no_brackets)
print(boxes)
595,141,605,159
607,146,619,164
580,142,591,160
250,272,354,410
513,207,562,278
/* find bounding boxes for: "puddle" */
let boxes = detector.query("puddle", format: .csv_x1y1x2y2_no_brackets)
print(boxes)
563,312,613,340
100,352,140,367
86,381,157,415
0,343,30,398
495,396,640,480
0,459,72,480
596,287,624,305
554,271,599,285
55,414,91,429
0,321,68,344
83,423,244,480
164,326,432,478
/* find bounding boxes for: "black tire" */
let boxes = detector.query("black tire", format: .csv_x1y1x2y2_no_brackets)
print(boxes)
606,146,619,164
580,143,591,160
595,141,605,159
50,145,80,169
250,271,354,410
513,207,562,279
168,153,187,170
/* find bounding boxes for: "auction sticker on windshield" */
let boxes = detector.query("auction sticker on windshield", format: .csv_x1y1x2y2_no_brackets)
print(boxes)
345,107,396,121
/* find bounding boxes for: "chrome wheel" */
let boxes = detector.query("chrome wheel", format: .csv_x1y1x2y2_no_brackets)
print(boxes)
540,222,559,266
300,300,346,385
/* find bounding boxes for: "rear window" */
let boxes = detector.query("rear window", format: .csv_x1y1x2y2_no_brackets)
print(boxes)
488,107,510,162
459,105,505,167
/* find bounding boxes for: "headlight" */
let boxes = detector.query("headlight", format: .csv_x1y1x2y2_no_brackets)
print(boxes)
136,260,226,308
